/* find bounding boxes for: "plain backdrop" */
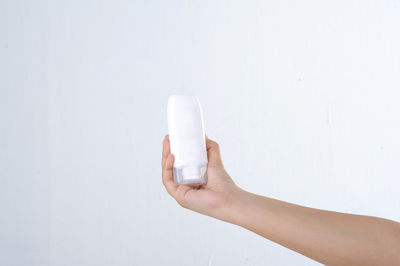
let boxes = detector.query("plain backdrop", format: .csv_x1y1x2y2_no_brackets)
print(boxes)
1,0,400,265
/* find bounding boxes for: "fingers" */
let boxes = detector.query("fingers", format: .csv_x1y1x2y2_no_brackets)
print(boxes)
205,136,223,167
162,135,178,195
161,135,170,167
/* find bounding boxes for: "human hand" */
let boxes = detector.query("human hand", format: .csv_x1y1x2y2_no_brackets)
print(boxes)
161,135,242,221
162,137,400,266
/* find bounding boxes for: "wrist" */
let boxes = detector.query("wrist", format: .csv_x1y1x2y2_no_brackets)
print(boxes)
223,186,252,225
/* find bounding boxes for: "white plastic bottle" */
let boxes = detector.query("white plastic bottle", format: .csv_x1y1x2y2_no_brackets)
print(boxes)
167,95,208,185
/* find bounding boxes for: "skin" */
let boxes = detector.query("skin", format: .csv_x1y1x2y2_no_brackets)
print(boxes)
161,135,400,266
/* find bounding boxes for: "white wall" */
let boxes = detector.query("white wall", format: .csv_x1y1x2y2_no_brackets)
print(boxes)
1,0,399,265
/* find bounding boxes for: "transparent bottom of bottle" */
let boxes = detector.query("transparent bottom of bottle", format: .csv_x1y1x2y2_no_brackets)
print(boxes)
173,165,207,185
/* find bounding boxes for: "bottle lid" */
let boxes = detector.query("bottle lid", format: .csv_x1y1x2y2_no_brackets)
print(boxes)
183,166,201,179
173,165,207,185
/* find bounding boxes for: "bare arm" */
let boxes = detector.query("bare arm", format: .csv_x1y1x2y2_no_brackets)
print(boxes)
161,136,400,265
228,191,400,265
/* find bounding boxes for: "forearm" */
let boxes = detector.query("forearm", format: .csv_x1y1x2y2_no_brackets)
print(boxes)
226,189,400,266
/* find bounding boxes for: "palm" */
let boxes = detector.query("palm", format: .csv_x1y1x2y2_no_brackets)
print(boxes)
177,165,233,206
162,136,238,219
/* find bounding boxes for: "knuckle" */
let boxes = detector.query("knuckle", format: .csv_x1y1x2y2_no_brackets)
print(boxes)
209,140,219,149
176,198,189,209
178,201,188,209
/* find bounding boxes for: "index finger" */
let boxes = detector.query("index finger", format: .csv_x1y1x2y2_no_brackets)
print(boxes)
161,135,169,167
161,136,178,195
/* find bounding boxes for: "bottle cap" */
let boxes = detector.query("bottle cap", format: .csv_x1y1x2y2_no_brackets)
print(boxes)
173,165,207,185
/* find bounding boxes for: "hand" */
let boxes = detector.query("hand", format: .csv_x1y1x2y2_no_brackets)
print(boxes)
161,137,400,266
161,135,242,221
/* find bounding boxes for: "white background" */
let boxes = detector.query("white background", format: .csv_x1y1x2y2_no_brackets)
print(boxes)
1,0,400,265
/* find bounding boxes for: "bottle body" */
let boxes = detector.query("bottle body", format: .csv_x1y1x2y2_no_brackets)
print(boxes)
167,95,208,185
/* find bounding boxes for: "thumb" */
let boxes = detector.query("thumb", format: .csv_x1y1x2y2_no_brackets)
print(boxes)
205,136,223,167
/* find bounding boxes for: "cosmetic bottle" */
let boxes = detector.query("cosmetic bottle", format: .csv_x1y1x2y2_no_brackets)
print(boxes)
167,95,208,185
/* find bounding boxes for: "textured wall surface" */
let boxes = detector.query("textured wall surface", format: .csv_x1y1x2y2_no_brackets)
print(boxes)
1,1,400,265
